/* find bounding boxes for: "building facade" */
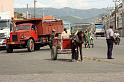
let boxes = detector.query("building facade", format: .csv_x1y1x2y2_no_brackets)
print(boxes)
103,2,124,37
0,0,14,17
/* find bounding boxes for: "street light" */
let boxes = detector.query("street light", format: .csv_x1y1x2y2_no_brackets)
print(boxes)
113,0,120,30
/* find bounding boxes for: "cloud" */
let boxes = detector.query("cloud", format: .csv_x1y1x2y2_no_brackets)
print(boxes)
45,0,90,9
14,0,90,9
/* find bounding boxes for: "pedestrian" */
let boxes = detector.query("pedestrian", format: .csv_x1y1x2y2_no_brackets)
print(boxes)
11,17,16,31
106,25,115,59
114,30,120,45
49,29,56,49
87,30,91,48
84,30,90,48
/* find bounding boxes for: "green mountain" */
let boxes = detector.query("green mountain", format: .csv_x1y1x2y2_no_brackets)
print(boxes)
15,7,107,23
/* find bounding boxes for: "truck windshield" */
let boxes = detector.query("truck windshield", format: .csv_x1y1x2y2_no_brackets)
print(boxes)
0,21,8,29
16,25,30,30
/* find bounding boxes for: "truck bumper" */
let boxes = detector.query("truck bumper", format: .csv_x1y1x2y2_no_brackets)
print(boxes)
0,44,6,48
7,41,26,45
7,41,26,49
0,39,6,48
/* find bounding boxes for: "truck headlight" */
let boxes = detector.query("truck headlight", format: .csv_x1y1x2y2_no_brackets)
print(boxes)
21,35,26,39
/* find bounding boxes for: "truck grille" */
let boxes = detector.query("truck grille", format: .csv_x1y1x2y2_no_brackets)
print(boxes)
0,33,5,38
12,35,18,41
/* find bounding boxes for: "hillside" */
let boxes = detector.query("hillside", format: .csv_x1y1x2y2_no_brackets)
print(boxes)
15,7,107,23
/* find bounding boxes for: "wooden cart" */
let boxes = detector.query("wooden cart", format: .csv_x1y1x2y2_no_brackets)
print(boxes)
51,38,72,60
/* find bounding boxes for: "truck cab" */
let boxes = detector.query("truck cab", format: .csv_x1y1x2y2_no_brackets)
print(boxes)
95,23,105,37
7,23,38,52
0,18,11,48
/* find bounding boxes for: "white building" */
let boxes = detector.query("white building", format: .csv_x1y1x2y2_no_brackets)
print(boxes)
0,0,14,17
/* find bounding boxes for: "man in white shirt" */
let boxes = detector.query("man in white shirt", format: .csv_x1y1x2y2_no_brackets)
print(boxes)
106,25,114,59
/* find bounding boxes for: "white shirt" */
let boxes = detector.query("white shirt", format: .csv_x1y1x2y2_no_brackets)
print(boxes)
114,33,120,38
106,28,114,39
61,30,70,39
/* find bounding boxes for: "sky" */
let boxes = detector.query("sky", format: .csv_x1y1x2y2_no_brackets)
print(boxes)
14,0,116,9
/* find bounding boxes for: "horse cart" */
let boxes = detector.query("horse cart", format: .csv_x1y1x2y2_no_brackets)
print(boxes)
51,38,72,60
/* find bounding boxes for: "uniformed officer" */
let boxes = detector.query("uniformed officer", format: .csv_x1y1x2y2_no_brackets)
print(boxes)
49,29,56,49
106,25,114,59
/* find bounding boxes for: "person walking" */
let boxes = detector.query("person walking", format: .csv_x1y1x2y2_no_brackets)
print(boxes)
106,25,115,59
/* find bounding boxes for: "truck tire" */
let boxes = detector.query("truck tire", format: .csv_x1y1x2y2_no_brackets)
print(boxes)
27,39,34,52
6,45,13,53
51,46,57,60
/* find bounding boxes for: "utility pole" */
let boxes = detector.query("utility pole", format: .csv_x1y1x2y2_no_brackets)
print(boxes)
115,1,117,30
113,0,120,30
34,0,37,18
26,4,29,19
42,8,44,18
122,0,124,37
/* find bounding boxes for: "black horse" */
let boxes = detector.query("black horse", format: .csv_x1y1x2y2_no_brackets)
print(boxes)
71,31,84,61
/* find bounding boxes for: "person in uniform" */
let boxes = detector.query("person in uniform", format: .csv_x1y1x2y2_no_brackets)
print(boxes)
106,25,115,59
49,29,56,49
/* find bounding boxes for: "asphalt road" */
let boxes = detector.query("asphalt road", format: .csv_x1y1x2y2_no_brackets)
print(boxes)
0,37,124,82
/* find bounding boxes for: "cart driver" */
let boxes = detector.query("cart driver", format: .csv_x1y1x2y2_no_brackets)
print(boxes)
61,28,71,39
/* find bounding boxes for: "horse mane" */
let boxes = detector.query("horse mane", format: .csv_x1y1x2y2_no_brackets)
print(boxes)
77,31,84,42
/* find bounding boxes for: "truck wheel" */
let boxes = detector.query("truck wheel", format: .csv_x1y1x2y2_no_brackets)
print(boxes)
6,45,13,53
51,46,57,60
27,39,34,52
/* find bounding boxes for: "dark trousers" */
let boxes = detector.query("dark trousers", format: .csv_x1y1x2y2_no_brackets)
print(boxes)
106,39,113,59
71,43,78,60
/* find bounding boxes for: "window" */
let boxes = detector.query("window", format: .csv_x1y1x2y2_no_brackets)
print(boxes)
16,25,30,30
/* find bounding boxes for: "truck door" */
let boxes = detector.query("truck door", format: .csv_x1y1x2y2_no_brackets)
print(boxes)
31,25,38,41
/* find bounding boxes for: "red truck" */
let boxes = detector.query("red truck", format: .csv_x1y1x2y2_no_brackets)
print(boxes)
6,17,64,53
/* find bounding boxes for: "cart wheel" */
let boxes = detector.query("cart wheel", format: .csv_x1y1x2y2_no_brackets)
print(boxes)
27,39,34,52
6,45,13,53
51,46,57,60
